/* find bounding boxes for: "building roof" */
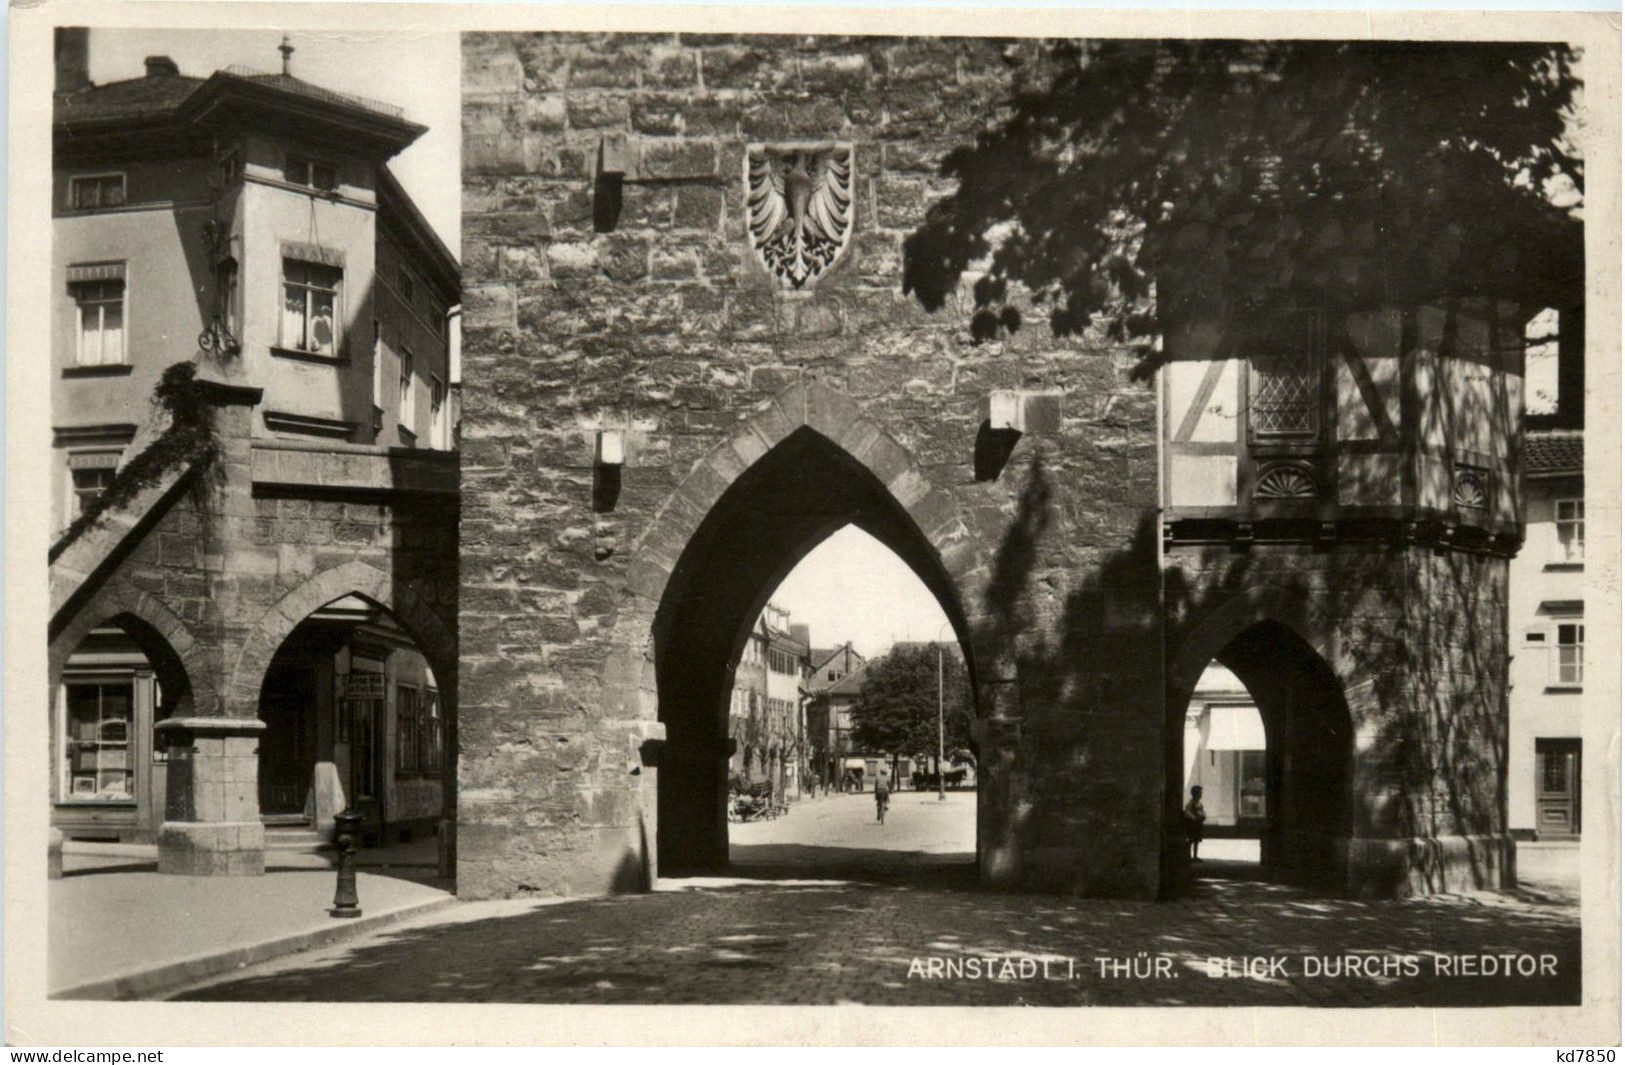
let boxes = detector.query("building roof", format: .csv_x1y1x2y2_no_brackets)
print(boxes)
1526,430,1583,477
823,662,870,698
214,67,406,120
56,71,206,124
56,61,427,163
377,165,461,299
57,66,408,127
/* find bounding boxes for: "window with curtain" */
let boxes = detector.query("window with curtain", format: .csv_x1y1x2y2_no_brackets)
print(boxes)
1555,499,1584,562
73,279,125,365
60,681,135,803
281,259,341,355
396,684,420,773
70,174,126,210
399,347,415,432
420,689,442,771
1555,623,1584,687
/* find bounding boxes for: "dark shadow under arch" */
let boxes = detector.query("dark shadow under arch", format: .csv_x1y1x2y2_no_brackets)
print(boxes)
1166,619,1354,894
654,426,979,873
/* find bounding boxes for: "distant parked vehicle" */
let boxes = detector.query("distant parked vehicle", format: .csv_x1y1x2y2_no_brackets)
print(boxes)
914,767,970,790
727,780,783,822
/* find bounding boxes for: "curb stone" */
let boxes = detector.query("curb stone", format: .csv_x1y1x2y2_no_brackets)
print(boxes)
52,895,458,1001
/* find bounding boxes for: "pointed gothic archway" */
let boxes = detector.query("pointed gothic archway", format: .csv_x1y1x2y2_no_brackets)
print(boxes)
633,381,988,875
1166,602,1355,893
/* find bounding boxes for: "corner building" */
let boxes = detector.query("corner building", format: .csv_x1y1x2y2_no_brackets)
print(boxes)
48,31,460,872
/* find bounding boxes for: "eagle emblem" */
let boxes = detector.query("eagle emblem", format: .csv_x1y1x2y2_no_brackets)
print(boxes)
745,145,854,289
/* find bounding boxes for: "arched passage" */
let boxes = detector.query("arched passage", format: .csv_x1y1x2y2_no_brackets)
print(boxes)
1167,618,1354,891
654,424,980,873
50,603,196,842
226,559,455,721
252,590,449,846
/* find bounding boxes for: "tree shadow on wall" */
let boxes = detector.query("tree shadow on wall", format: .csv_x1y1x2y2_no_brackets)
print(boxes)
969,427,1514,900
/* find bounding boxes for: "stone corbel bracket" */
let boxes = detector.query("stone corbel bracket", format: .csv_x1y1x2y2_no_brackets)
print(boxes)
975,389,1064,481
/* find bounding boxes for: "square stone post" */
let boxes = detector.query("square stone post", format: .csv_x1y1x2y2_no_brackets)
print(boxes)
154,717,267,875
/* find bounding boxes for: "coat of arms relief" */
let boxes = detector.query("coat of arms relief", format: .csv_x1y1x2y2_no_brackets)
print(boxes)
745,144,855,290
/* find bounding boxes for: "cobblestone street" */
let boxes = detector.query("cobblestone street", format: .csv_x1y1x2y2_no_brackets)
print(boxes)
176,794,1580,1006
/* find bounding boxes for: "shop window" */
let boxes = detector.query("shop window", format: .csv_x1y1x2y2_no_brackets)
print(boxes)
396,684,420,773
280,259,341,355
1555,499,1584,563
69,173,126,210
73,279,125,366
60,681,135,803
1554,622,1584,687
284,155,337,192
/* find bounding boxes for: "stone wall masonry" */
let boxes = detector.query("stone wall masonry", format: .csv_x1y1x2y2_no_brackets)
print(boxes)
460,33,1165,900
49,392,460,875
1162,538,1513,895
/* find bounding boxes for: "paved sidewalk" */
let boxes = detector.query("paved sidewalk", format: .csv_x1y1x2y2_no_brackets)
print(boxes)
50,866,454,999
174,796,1580,1007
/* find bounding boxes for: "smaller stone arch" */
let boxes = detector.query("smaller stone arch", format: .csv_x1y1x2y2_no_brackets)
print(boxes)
225,560,455,719
49,579,207,705
1165,583,1338,711
1163,584,1359,894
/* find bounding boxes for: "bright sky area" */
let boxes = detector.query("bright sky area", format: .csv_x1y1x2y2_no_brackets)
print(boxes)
86,29,460,252
768,525,952,660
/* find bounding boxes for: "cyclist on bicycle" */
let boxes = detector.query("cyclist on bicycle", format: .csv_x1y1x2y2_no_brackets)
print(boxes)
874,772,891,824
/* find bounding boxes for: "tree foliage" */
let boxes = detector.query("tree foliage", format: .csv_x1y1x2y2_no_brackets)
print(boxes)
849,644,974,756
903,40,1584,351
50,362,220,560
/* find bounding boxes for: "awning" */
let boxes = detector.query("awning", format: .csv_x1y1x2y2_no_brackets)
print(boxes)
842,757,867,769
281,241,345,267
67,262,125,283
1205,704,1265,751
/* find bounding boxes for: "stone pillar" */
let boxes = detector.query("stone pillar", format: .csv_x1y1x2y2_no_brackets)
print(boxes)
973,716,1024,888
154,717,267,876
309,761,345,841
656,732,729,872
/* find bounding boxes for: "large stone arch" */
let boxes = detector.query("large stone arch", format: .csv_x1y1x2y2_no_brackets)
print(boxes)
620,379,986,631
599,377,995,722
619,377,994,873
225,559,456,720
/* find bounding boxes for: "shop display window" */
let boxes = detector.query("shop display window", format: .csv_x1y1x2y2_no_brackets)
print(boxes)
61,681,135,803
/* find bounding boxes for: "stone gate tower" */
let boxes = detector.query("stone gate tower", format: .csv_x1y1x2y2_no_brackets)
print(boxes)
458,33,1523,900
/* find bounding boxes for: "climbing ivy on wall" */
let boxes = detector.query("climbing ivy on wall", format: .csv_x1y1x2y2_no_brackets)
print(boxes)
50,362,220,561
